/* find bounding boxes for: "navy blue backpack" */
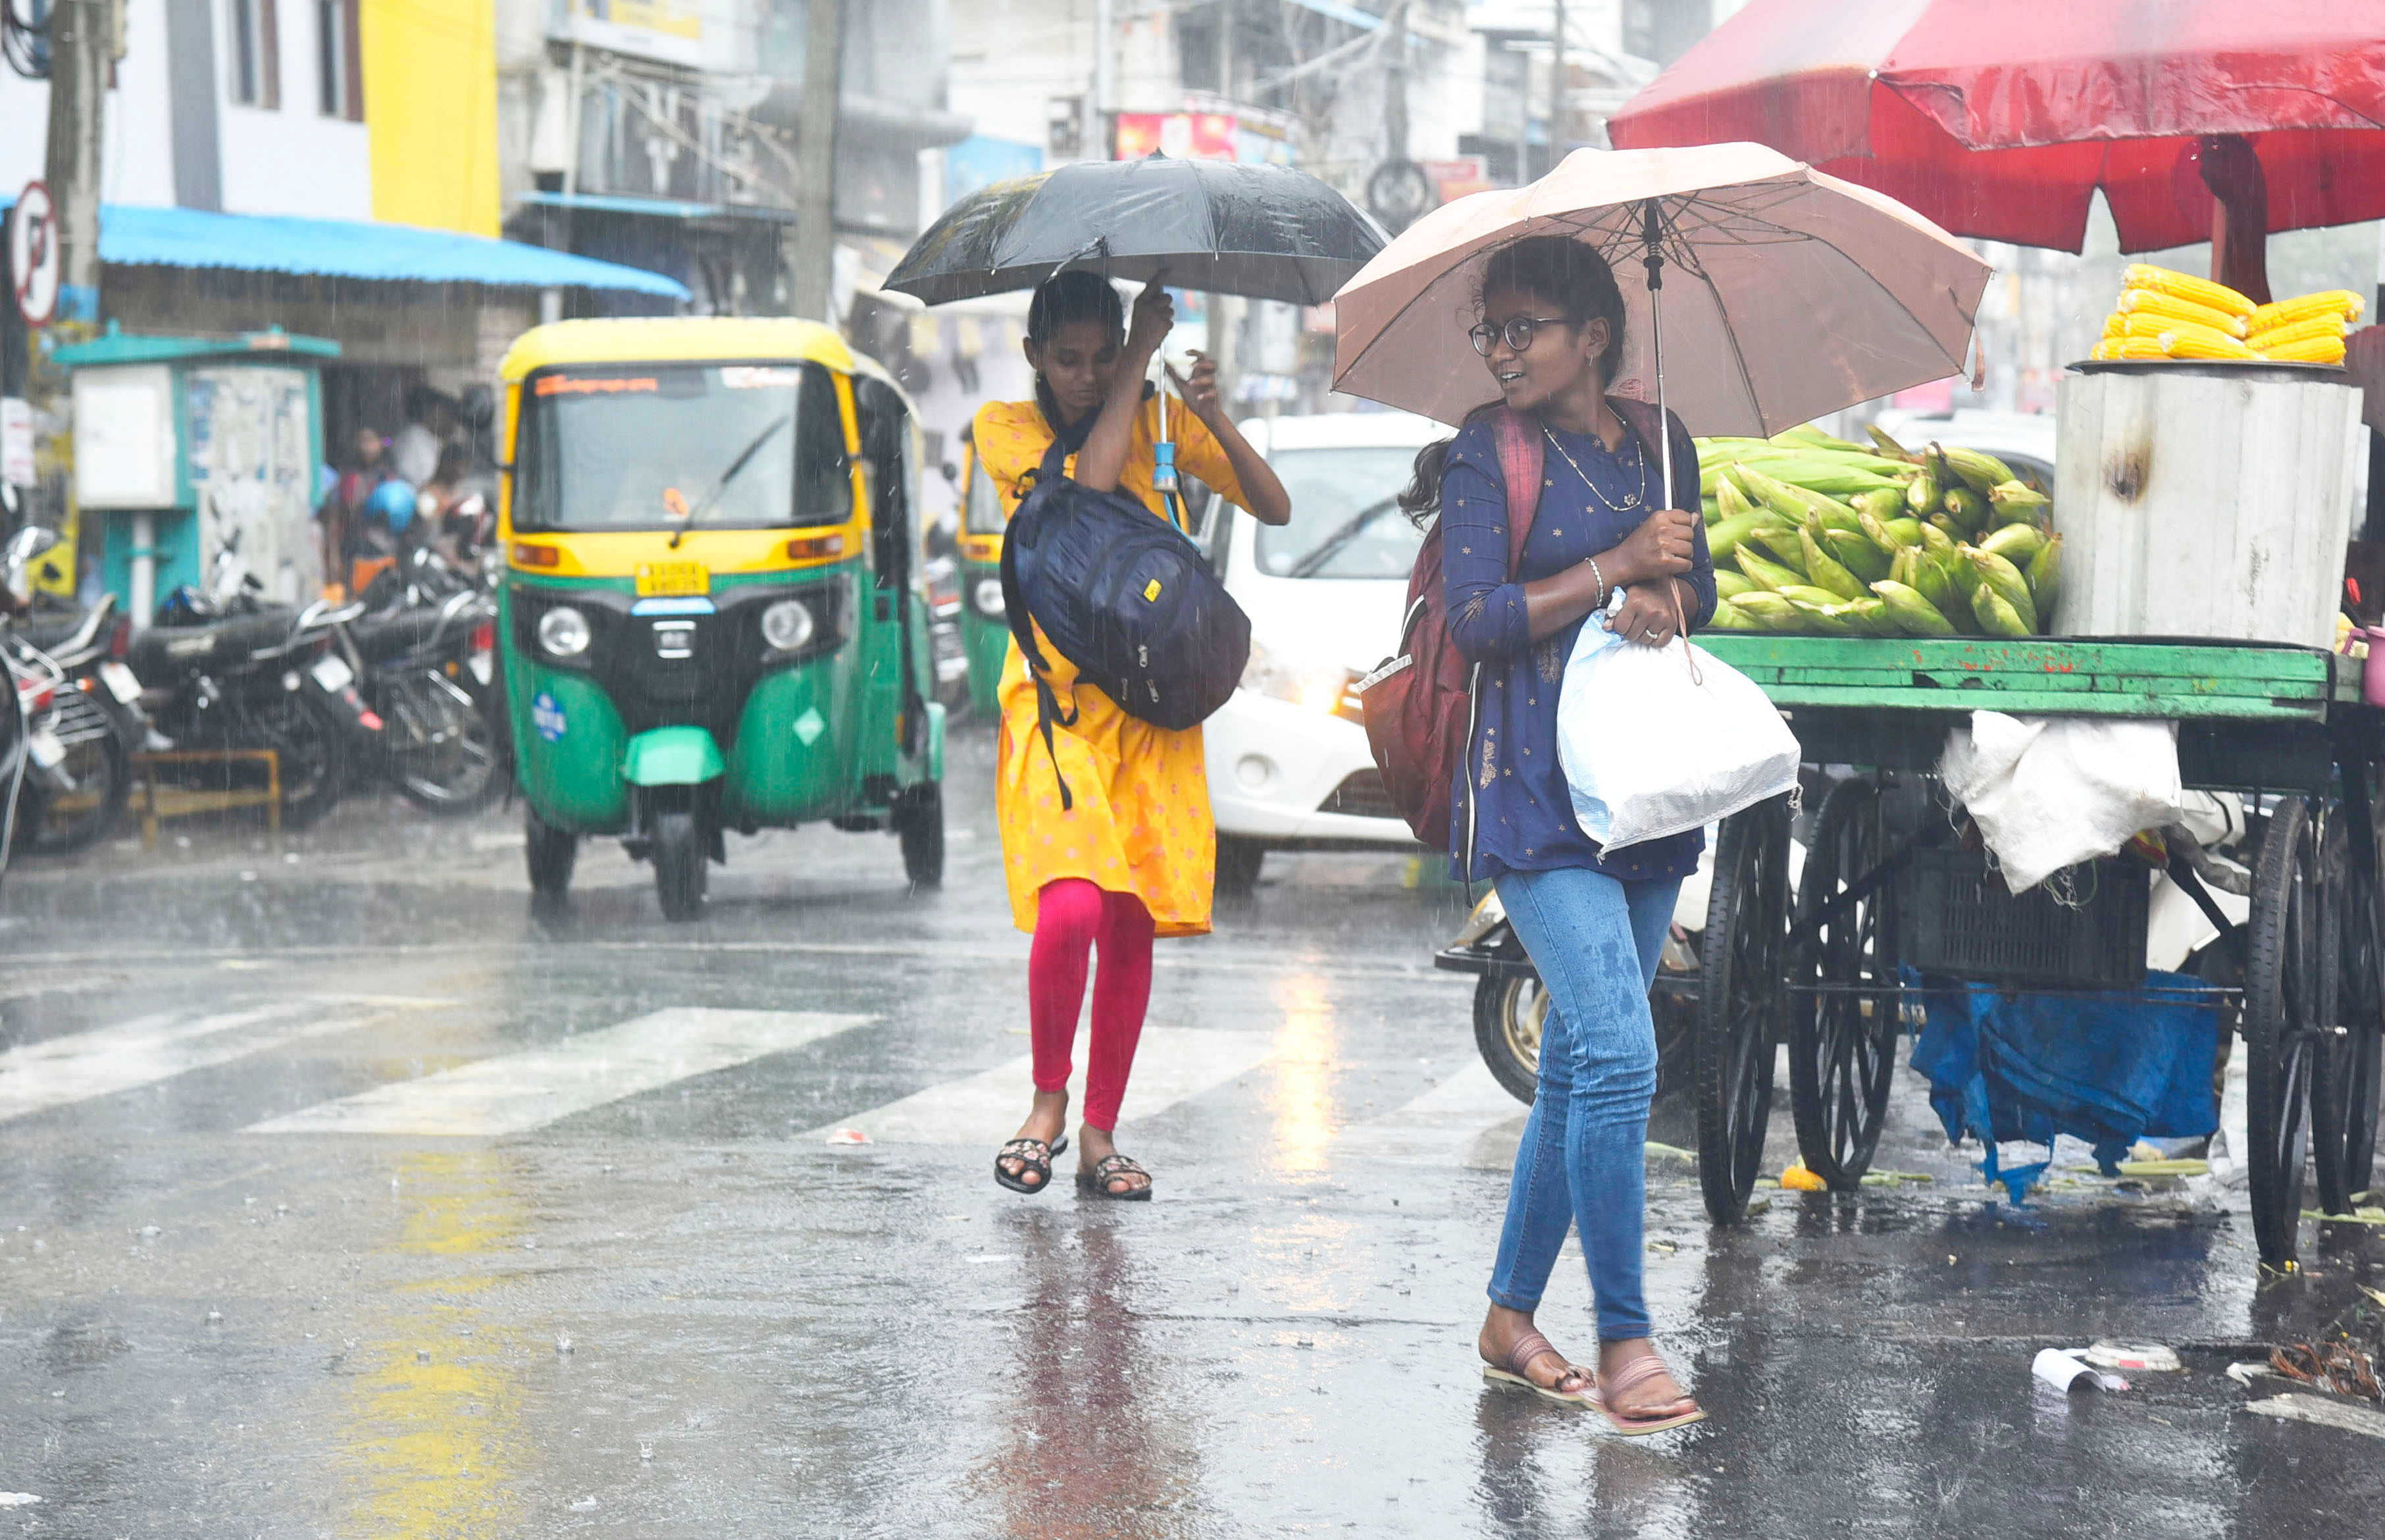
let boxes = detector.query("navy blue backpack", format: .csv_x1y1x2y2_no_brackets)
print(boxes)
998,426,1250,808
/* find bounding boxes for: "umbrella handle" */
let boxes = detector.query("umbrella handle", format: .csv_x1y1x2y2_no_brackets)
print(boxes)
1641,197,1699,684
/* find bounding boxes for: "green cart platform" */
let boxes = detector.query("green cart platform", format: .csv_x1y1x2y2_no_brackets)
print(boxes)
1687,634,2384,1269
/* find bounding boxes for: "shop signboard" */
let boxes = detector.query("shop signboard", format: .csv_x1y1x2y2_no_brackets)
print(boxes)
554,0,702,68
1114,113,1238,162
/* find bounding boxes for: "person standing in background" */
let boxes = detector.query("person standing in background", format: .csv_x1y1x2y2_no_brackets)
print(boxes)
390,387,455,488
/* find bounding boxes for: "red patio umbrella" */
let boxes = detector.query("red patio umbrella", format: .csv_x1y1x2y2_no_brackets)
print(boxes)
1606,0,2385,285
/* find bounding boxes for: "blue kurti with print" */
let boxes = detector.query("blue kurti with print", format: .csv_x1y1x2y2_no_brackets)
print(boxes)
1441,410,1717,883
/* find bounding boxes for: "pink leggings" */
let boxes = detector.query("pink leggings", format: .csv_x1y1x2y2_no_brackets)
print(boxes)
1029,879,1156,1131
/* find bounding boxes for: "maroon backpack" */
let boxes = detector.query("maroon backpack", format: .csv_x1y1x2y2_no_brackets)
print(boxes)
1355,408,1543,854
1356,397,1687,856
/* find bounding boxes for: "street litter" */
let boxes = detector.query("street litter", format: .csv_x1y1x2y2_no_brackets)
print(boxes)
823,1128,871,1146
1781,1160,1827,1191
1859,1170,1935,1187
2269,1342,2381,1403
2084,1341,2181,1373
0,1495,40,1507
2302,1206,2385,1224
2116,1158,2209,1179
1643,1141,1696,1162
2033,1348,2128,1392
2242,1395,2385,1440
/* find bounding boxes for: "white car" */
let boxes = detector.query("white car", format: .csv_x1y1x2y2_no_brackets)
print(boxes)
1202,411,1447,893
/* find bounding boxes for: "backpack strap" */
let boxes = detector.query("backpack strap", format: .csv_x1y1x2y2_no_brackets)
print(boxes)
1488,407,1546,575
1000,433,1083,811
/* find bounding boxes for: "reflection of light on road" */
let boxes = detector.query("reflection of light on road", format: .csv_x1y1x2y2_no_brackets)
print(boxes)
1267,973,1339,1177
335,1150,525,1535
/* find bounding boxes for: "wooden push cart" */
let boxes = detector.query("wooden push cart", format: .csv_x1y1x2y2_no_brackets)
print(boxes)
1688,634,2385,1269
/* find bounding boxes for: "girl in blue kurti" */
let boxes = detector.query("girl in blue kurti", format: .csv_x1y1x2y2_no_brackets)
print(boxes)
1408,236,1715,1434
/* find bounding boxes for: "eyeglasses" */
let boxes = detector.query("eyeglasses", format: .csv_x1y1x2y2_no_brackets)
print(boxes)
1468,315,1575,357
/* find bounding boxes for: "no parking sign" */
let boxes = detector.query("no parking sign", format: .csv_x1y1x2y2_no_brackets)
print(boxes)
9,180,58,328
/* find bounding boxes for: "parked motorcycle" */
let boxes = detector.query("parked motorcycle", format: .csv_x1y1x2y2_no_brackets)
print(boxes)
343,547,502,814
2,528,143,856
128,536,382,828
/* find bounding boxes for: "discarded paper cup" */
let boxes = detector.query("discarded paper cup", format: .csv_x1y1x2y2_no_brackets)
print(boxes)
823,1127,871,1146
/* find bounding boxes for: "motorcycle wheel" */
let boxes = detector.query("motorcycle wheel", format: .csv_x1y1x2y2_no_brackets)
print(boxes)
387,671,499,816
654,808,707,921
269,696,348,829
20,721,130,856
525,805,577,896
1474,973,1547,1106
895,781,944,889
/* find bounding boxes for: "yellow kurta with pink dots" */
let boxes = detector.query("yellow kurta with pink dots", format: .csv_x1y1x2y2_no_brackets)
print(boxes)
971,396,1250,938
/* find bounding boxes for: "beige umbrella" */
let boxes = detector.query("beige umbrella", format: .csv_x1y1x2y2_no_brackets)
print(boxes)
1331,142,1990,444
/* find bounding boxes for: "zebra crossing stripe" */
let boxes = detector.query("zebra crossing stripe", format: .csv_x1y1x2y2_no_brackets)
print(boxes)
0,998,453,1125
246,1008,869,1137
809,1027,1275,1146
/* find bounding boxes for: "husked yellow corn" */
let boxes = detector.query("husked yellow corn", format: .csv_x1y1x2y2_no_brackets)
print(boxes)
2247,315,2349,353
2101,311,2126,340
2249,290,2366,332
2125,263,2255,319
2159,325,2257,361
2105,337,2167,361
2258,333,2348,364
2116,287,2249,337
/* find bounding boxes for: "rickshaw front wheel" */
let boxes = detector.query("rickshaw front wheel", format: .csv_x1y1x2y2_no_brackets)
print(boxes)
654,809,708,921
526,806,577,896
896,781,944,890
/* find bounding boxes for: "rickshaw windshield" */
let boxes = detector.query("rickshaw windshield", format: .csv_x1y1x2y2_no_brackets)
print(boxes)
513,363,853,533
962,453,1007,535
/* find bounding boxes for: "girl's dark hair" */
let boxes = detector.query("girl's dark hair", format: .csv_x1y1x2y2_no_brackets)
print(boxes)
1396,236,1629,525
1025,270,1126,430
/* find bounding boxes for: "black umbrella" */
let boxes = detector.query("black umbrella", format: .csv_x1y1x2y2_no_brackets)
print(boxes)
885,155,1388,307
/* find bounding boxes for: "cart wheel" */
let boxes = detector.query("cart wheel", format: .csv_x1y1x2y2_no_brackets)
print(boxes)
525,806,577,896
897,781,944,890
2314,795,2384,1213
654,808,707,921
2244,796,2331,1266
1789,777,1902,1189
1695,794,1793,1224
1474,973,1547,1106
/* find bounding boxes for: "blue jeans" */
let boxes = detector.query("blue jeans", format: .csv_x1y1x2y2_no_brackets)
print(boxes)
1485,863,1680,1342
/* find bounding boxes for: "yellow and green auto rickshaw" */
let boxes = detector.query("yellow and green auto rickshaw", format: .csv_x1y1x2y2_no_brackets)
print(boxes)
496,318,944,919
954,434,1010,718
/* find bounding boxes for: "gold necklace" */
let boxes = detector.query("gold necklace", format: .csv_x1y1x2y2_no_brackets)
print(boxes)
1542,424,1646,514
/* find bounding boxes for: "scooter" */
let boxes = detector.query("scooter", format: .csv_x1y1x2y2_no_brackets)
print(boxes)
1,527,143,856
342,546,501,814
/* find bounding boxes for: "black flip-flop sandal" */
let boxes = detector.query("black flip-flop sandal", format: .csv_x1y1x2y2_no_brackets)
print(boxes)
993,1134,1067,1194
1076,1152,1153,1201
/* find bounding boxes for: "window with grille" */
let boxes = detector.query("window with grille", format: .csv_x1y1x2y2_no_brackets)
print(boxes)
226,0,279,109
316,0,360,120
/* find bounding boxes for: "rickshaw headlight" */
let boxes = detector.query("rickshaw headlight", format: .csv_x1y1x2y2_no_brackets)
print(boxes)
760,598,816,653
973,578,1006,617
536,605,591,657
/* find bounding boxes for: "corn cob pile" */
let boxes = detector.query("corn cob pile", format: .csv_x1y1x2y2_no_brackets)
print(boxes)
1697,426,2058,639
2089,265,2363,365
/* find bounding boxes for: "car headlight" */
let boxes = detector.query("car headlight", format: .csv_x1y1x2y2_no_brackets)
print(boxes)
973,578,1006,617
1239,642,1356,717
536,605,591,657
760,598,816,653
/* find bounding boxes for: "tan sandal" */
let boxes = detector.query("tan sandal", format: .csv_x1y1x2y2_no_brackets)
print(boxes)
1480,1329,1596,1408
1588,1353,1706,1435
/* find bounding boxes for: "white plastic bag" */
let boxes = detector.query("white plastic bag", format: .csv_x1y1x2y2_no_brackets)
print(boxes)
1556,616,1801,852
1937,711,2184,893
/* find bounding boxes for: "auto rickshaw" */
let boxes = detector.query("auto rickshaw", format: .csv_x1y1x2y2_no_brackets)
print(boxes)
954,435,1010,718
496,318,944,919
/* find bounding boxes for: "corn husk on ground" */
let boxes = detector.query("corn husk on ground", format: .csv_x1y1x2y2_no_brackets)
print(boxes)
1698,425,2059,638
2087,265,2361,366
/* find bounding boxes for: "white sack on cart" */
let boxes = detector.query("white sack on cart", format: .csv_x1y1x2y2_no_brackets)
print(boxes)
1938,711,2184,894
1556,612,1801,852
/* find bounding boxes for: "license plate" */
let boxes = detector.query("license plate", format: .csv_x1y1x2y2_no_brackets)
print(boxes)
26,727,63,770
468,651,494,686
97,661,141,706
311,655,355,692
636,561,710,597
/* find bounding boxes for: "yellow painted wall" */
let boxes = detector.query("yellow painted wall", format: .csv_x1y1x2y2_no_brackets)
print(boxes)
361,0,500,236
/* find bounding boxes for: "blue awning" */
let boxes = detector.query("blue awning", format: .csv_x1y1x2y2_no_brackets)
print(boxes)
0,199,690,300
517,190,800,224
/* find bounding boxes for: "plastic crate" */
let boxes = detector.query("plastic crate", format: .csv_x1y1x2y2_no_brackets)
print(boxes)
1899,848,2149,989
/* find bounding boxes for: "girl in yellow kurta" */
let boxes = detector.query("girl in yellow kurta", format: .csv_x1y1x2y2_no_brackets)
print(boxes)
981,272,1290,1199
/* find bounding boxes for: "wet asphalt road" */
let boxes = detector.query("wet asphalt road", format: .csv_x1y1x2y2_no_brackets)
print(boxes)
4,723,2384,1537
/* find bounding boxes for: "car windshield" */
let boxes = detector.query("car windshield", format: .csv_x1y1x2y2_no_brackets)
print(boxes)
513,363,852,533
1252,445,1425,580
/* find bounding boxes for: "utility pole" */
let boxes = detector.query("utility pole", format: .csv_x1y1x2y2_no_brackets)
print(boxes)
1208,0,1235,390
1384,0,1408,164
790,0,844,323
42,0,113,323
1551,0,1567,158
1090,0,1114,158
